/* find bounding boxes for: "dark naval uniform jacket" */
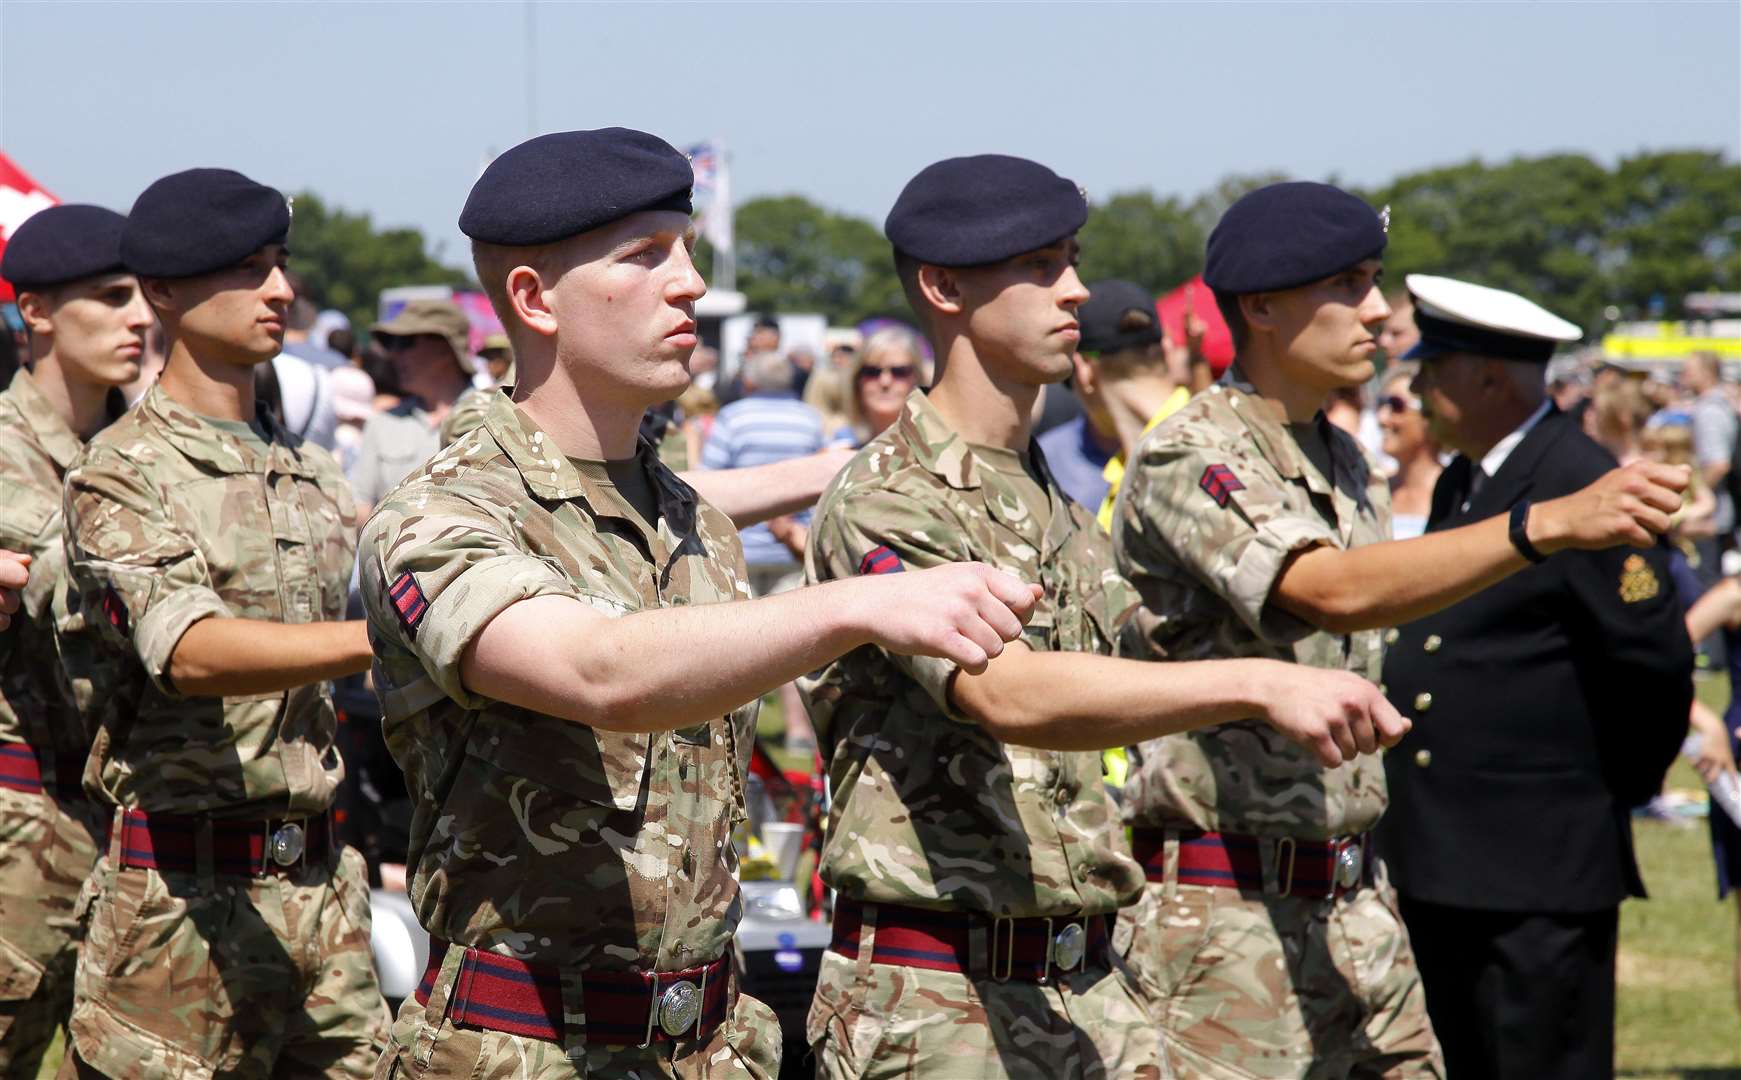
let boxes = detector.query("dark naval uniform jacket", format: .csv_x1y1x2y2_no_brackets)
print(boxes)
1377,405,1693,912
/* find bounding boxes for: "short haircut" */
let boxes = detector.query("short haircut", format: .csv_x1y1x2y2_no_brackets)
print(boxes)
892,250,928,326
1688,350,1722,382
1211,288,1250,353
471,237,579,348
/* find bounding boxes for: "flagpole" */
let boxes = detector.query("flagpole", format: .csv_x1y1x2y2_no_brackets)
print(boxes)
717,142,735,292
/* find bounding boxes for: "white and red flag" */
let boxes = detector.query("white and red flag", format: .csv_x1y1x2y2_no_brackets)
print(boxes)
0,152,60,302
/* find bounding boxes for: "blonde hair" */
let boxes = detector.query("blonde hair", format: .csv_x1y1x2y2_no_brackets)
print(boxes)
802,364,851,434
844,327,930,443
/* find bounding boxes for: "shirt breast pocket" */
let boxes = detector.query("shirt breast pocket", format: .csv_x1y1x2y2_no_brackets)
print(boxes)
467,711,650,813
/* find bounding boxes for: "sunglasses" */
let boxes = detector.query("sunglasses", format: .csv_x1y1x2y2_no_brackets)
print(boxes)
1379,394,1421,413
858,364,916,382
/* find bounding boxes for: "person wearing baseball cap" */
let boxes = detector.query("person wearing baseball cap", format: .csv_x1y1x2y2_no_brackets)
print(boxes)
56,168,387,1078
0,203,148,1075
1071,278,1193,530
1109,184,1689,1077
359,128,1038,1079
348,297,473,513
1380,274,1692,1080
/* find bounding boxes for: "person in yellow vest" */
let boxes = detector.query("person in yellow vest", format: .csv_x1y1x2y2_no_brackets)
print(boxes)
1066,280,1193,531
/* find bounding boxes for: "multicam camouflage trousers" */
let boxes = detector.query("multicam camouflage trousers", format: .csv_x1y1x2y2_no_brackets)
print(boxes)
375,977,782,1079
1118,853,1444,1080
0,786,106,1078
806,947,1164,1079
61,839,389,1079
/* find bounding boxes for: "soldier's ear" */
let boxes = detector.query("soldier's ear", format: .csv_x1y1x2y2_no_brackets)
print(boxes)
1238,292,1276,335
505,265,558,340
139,277,179,316
15,289,55,338
915,263,964,318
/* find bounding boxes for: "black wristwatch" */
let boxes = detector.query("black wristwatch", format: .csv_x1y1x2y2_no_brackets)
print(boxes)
1509,500,1549,564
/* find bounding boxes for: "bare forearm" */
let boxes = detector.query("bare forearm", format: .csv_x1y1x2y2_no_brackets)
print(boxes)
680,453,841,528
1273,516,1525,633
1686,579,1741,645
467,584,876,733
952,649,1278,751
169,618,372,697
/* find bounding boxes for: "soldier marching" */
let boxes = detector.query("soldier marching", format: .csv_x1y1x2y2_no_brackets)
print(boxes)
0,135,1698,1080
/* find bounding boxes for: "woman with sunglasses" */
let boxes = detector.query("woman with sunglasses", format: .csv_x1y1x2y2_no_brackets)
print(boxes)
833,327,928,447
1378,364,1443,540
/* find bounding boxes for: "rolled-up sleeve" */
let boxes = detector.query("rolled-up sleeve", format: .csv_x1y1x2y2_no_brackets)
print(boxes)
64,448,231,697
1117,437,1331,646
361,491,584,710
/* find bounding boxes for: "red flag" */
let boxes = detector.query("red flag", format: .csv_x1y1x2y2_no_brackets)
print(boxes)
1156,275,1235,378
0,152,61,303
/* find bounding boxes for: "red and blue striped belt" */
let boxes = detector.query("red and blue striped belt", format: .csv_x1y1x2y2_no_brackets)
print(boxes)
1131,828,1371,900
829,898,1111,982
0,741,87,797
115,808,333,877
415,940,732,1045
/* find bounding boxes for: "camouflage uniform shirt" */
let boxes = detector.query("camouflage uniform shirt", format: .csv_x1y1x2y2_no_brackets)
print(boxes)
0,370,100,770
1111,371,1391,839
60,384,357,818
803,390,1144,918
359,391,758,971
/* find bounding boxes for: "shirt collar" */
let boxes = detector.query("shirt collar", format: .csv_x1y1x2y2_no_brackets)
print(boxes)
895,388,984,490
1478,398,1552,478
1217,366,1312,482
483,390,697,526
137,383,312,476
3,368,85,472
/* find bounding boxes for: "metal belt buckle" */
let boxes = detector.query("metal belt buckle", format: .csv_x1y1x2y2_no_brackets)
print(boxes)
269,821,306,868
1334,840,1364,893
643,962,708,1046
1051,918,1087,975
991,915,1016,982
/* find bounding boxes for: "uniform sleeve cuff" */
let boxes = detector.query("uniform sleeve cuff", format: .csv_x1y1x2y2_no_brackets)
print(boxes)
419,554,581,709
1226,518,1338,645
137,585,232,698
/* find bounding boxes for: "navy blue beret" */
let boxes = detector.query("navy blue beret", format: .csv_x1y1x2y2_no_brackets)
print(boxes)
1203,181,1386,295
885,155,1087,267
460,128,694,246
1079,280,1161,354
121,168,290,278
1,204,127,291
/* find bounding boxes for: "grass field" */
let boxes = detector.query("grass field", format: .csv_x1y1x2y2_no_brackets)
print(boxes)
33,697,1739,1078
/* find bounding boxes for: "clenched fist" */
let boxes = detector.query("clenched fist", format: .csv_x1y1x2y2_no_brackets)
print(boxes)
1254,663,1410,768
1531,461,1689,552
852,563,1043,673
0,551,30,632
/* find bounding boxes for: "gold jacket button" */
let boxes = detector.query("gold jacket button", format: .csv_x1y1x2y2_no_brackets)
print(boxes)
1384,628,1400,645
1414,749,1433,768
1423,634,1442,654
1413,692,1434,712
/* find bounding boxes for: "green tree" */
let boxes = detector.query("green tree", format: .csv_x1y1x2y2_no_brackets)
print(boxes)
286,191,473,331
1364,151,1741,330
731,195,906,324
1076,191,1204,293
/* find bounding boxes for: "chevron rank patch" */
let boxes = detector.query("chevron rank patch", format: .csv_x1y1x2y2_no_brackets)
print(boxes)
388,571,430,634
858,545,904,575
102,584,129,635
1199,464,1245,508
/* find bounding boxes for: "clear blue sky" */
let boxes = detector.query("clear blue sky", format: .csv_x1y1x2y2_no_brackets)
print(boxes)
2,1,1736,270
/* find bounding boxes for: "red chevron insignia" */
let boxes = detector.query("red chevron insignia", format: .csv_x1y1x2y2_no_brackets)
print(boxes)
388,572,429,634
857,545,905,575
1198,464,1244,508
